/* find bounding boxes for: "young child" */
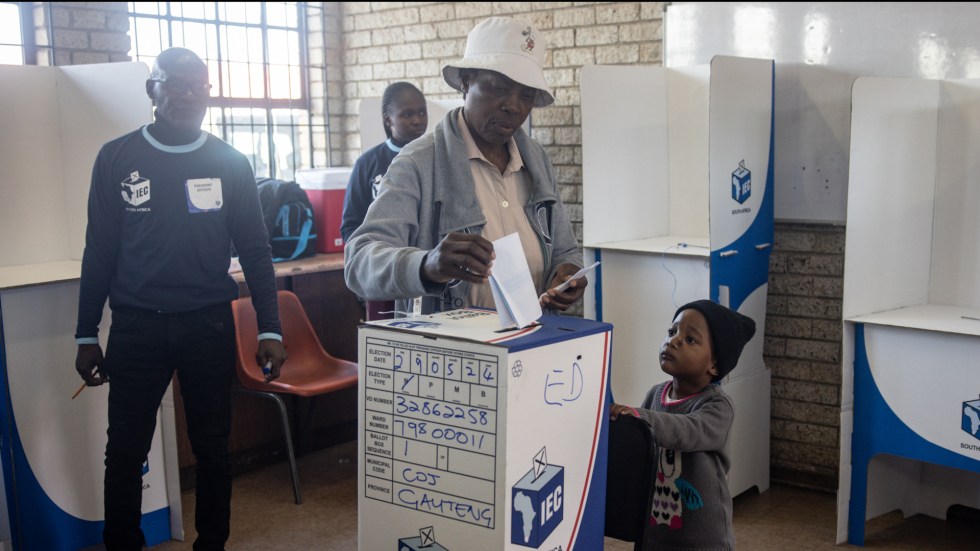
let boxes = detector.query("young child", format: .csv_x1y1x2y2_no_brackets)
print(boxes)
610,299,756,551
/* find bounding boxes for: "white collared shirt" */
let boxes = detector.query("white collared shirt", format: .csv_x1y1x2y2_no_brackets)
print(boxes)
457,111,545,309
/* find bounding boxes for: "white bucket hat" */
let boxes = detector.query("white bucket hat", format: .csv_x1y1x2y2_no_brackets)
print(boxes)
442,17,554,108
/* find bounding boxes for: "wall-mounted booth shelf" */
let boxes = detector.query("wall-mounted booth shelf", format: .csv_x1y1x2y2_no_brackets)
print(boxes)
836,76,980,545
0,63,181,550
580,56,775,498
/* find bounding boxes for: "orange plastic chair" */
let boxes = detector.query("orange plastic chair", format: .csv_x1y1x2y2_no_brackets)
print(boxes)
231,290,358,504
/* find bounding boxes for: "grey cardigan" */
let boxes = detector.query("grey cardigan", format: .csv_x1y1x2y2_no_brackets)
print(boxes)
344,107,582,315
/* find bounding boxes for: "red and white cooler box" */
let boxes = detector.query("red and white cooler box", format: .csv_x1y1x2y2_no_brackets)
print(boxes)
295,167,352,254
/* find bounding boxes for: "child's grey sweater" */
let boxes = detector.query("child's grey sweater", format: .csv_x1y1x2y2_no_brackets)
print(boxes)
634,381,735,551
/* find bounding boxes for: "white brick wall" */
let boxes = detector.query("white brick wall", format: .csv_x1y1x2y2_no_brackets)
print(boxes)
334,2,666,205
35,2,131,66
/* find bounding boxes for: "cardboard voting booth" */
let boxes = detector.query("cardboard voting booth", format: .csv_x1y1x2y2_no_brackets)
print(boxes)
837,76,980,544
0,63,182,550
579,56,775,498
357,310,612,550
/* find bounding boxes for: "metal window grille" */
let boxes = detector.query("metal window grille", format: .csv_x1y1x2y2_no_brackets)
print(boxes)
0,2,33,65
129,2,326,181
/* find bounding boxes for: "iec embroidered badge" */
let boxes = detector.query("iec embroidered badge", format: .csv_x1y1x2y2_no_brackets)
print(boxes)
121,171,150,207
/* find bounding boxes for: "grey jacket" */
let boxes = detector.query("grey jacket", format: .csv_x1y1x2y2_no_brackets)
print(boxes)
344,107,582,316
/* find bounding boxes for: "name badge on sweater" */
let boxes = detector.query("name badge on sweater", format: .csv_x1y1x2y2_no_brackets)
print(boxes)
185,178,223,213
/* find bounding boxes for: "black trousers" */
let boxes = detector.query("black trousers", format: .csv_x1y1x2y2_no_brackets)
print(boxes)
101,302,235,551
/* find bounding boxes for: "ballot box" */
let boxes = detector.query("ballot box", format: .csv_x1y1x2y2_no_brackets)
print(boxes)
358,309,612,551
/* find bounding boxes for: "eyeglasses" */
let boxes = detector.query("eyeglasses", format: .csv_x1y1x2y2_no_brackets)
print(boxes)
150,77,212,97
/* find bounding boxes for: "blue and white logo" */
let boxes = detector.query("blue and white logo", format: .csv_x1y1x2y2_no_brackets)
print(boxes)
511,448,563,548
731,160,751,204
121,171,151,206
962,396,980,441
397,526,447,550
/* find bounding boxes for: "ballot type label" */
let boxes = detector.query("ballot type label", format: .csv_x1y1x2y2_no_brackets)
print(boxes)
364,337,499,529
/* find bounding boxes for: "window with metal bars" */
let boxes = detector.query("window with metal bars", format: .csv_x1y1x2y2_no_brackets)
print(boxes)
0,2,32,65
129,2,326,181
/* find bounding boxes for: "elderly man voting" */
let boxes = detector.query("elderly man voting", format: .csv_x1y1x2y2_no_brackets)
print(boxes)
344,16,587,317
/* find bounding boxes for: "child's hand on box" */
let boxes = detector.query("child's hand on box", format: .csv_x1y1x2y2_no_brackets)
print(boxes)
610,403,638,420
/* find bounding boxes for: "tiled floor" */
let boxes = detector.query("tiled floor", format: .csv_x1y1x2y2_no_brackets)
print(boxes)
148,440,978,550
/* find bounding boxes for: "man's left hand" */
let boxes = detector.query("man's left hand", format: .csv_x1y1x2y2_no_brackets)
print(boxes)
540,262,588,311
256,339,288,382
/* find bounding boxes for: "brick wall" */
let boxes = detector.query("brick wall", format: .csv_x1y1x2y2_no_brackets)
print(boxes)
311,2,344,168
766,223,845,491
31,2,131,66
336,2,665,244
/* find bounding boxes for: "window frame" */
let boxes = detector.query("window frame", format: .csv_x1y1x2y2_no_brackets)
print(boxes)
0,2,36,65
129,2,324,180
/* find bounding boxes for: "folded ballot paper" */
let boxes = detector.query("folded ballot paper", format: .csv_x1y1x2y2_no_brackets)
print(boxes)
489,232,542,329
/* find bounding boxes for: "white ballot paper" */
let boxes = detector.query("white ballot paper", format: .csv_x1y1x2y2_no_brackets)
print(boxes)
538,261,600,301
554,261,600,293
489,232,542,329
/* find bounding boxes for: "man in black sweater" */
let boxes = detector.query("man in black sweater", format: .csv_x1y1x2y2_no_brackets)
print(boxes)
74,47,287,551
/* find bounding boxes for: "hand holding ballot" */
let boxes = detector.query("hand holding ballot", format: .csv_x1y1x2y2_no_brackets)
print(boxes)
489,233,542,329
539,261,597,310
421,232,496,285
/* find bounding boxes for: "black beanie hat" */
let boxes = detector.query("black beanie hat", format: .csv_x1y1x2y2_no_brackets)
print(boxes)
674,299,756,382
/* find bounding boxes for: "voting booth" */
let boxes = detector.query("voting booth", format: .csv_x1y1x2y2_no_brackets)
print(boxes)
836,76,980,544
579,56,775,498
357,310,612,550
0,63,183,549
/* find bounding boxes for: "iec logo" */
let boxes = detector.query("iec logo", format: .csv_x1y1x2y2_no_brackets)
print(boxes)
121,171,150,206
398,526,447,551
962,396,980,441
511,448,563,548
731,160,751,204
